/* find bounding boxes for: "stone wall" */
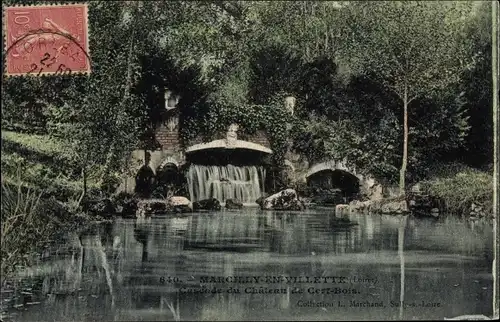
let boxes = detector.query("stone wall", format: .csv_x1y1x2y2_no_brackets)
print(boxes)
155,122,181,152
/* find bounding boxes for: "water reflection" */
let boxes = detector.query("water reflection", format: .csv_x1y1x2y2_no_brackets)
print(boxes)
1,209,493,321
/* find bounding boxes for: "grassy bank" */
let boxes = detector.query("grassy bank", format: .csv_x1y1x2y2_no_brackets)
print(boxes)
0,131,100,283
1,131,102,200
420,166,493,218
0,181,93,282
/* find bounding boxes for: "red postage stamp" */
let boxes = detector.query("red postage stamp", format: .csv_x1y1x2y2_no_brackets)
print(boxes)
3,4,90,76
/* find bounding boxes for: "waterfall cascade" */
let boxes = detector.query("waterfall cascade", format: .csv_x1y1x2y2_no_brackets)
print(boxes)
187,164,266,204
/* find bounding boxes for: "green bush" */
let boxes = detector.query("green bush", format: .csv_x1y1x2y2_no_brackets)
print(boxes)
421,167,493,217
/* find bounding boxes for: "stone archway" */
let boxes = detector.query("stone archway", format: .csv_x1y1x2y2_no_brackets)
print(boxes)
157,156,181,169
116,150,185,196
153,156,185,198
307,169,360,204
156,161,179,186
306,159,383,201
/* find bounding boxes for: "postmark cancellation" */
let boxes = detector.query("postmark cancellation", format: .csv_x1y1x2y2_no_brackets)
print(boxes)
3,3,90,76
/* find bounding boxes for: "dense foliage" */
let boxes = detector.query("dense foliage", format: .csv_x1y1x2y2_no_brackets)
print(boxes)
421,166,493,216
1,0,494,194
1,0,494,285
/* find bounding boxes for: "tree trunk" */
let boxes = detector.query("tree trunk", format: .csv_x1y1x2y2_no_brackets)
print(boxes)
77,166,87,209
399,85,409,196
83,166,87,197
99,10,137,186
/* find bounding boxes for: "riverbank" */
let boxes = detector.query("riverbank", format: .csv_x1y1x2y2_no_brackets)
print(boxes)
344,165,493,219
0,180,110,286
0,131,105,284
1,131,105,199
1,129,494,285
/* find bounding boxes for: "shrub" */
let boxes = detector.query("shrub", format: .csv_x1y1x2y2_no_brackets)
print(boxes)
1,180,45,279
0,176,82,283
420,168,493,217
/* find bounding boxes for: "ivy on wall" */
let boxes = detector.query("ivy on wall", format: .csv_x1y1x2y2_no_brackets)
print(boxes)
178,97,294,165
176,54,296,166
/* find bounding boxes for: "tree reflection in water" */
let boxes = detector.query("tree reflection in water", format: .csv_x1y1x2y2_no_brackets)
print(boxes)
134,217,151,263
399,215,408,320
3,210,494,321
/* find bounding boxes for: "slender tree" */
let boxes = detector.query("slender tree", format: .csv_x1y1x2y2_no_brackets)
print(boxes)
338,1,476,194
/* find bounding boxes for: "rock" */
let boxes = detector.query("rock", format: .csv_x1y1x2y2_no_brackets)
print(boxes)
380,200,408,214
335,204,349,217
225,198,243,209
300,197,314,207
471,203,484,216
350,197,408,215
261,189,305,211
349,199,372,214
136,205,147,218
430,208,439,217
166,196,192,213
368,184,384,201
193,198,222,211
168,196,190,206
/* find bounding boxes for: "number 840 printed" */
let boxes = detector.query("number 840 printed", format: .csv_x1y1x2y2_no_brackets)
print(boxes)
160,276,182,284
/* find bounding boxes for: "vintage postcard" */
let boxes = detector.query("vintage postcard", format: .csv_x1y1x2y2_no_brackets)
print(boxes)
1,1,498,321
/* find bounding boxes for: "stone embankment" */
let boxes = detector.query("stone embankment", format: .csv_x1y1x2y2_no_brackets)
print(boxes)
334,185,447,217
335,183,487,219
342,197,409,216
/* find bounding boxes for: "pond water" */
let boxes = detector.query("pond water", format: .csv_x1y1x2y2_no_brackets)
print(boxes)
0,208,494,321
